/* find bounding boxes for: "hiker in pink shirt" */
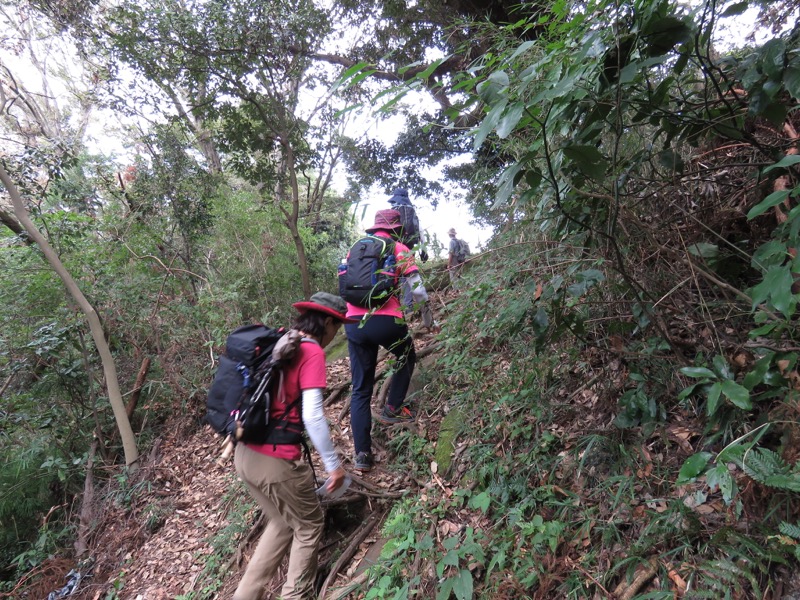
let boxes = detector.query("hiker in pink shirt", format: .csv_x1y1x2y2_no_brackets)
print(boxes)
339,209,431,472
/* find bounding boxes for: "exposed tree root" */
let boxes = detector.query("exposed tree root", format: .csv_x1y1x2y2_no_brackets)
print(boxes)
612,557,658,600
318,509,385,600
324,381,350,407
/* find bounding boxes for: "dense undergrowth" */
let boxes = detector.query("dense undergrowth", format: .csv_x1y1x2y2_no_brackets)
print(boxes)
352,234,800,599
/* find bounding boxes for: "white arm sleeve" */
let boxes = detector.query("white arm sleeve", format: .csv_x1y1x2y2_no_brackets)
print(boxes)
301,388,341,472
407,272,428,303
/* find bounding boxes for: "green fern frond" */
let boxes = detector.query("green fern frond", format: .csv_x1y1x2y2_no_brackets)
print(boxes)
700,560,742,585
764,473,800,491
695,557,758,595
743,448,785,477
742,448,800,491
723,529,787,565
779,521,800,540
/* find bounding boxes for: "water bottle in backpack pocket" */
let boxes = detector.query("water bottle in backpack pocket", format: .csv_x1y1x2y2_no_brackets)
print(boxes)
206,325,302,445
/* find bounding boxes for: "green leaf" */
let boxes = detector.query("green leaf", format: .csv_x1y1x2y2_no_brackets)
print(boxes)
721,1,749,17
526,168,543,189
687,242,719,259
750,87,772,116
785,67,800,99
764,473,800,492
415,56,452,81
477,71,509,103
494,161,523,207
473,98,508,149
763,156,800,175
657,148,685,172
713,354,734,380
338,61,371,83
508,40,536,62
753,239,790,269
562,144,608,179
486,547,506,580
749,266,794,317
749,322,779,337
496,103,525,139
539,72,579,101
674,51,689,74
619,61,641,85
376,87,411,112
763,80,783,99
391,583,410,600
436,578,454,600
747,190,791,219
706,464,736,503
532,307,549,331
442,549,460,567
468,491,491,513
680,366,717,379
718,443,747,464
678,383,699,400
349,69,378,87
442,536,459,551
641,16,693,55
452,569,474,600
566,268,605,296
707,382,723,416
761,39,786,79
742,353,774,390
720,380,752,409
677,452,713,484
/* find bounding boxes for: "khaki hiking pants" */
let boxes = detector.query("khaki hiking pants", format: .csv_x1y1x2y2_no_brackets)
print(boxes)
233,443,324,600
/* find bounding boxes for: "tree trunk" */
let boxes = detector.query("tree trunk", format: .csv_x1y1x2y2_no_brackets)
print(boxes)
126,357,152,418
279,140,312,299
74,440,97,557
0,206,24,235
0,164,140,470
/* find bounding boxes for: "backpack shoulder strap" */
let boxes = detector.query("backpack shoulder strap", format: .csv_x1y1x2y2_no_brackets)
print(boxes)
365,234,395,255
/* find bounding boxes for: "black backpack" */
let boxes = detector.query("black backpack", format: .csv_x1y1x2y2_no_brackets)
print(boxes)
394,204,421,249
339,235,398,308
206,325,302,445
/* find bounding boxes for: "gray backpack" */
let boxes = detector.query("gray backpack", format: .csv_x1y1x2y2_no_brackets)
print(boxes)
455,239,470,263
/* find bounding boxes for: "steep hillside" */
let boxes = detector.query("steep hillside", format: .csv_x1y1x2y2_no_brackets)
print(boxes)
19,242,800,599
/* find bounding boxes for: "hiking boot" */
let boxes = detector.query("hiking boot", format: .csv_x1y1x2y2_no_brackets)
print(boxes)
354,451,374,471
377,404,416,424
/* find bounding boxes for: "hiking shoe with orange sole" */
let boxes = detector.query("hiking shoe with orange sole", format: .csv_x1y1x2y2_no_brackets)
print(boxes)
377,405,416,424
